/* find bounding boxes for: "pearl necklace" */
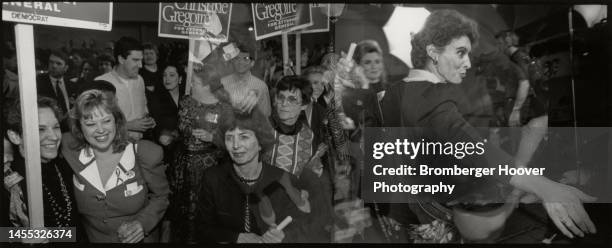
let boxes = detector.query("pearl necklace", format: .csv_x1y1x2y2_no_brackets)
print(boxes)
42,164,73,227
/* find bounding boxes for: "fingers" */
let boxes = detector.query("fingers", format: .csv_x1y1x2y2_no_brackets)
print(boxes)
122,222,144,243
547,204,574,238
572,203,597,234
575,189,597,202
262,229,284,243
563,204,585,237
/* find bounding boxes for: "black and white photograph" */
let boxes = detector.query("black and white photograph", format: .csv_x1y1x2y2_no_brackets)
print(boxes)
1,1,610,245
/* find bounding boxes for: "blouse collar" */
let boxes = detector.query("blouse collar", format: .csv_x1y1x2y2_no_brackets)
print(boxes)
403,69,443,84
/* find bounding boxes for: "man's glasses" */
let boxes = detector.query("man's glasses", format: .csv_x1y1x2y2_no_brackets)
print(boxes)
234,56,252,62
276,94,301,106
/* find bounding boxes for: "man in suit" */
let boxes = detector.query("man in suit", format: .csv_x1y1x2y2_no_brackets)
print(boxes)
37,50,76,113
37,50,76,131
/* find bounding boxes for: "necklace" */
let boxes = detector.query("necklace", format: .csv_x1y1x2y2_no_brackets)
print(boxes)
234,163,262,185
42,163,73,227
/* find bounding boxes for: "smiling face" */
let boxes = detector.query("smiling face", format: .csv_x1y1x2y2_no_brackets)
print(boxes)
224,127,260,166
431,35,473,84
80,106,116,152
118,50,143,79
275,89,307,126
163,66,181,91
38,107,62,163
359,52,383,82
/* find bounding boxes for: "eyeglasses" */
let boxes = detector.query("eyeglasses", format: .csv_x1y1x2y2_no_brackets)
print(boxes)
234,56,252,62
276,94,301,106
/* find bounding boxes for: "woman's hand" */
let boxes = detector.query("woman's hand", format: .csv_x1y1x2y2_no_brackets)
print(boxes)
118,220,145,243
235,90,259,114
513,175,597,238
237,233,263,243
159,134,174,146
261,227,285,243
192,129,213,142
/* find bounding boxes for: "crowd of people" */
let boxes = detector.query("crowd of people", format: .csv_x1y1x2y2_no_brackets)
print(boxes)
2,9,602,244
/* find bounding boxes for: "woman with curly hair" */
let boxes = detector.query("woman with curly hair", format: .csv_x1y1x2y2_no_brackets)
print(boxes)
381,9,596,242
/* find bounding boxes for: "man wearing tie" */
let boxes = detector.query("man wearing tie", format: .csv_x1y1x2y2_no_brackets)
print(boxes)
37,50,75,131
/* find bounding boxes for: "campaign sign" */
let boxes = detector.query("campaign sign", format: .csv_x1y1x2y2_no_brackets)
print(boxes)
159,3,232,42
2,2,112,31
300,4,329,34
252,3,312,40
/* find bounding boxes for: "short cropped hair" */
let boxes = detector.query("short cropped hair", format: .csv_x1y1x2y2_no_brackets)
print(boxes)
411,9,479,69
216,109,275,152
49,50,70,64
114,36,143,62
69,89,129,153
274,76,313,106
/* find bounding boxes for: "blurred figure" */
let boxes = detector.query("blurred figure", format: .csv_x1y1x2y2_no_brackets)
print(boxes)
221,43,272,116
167,67,233,243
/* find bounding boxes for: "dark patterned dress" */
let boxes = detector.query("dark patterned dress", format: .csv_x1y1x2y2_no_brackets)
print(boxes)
168,96,233,243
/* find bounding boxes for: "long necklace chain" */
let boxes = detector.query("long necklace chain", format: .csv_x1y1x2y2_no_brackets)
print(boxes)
42,164,72,227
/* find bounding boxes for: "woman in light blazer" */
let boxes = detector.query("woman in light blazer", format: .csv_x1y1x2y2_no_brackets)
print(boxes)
62,89,169,243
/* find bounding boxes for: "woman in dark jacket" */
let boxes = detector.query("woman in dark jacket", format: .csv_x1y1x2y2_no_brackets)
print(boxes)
381,9,596,242
197,109,331,243
3,97,86,242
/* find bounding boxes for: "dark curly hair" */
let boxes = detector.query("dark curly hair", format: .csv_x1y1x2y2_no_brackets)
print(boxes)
69,89,129,153
216,109,275,153
411,9,479,69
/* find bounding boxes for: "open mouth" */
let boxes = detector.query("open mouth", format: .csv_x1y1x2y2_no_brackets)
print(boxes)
41,143,58,149
94,134,110,142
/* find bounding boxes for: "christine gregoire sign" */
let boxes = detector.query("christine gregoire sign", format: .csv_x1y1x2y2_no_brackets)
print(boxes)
158,3,232,42
252,3,313,40
2,2,112,31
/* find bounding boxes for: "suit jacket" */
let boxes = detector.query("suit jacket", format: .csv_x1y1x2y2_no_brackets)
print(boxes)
36,73,78,112
61,133,170,243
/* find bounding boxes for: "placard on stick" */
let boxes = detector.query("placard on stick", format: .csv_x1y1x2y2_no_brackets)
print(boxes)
158,3,232,43
2,2,113,31
252,3,313,40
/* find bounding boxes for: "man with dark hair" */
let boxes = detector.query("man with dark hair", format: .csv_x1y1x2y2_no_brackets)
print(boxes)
221,43,271,117
95,36,155,142
36,50,77,115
